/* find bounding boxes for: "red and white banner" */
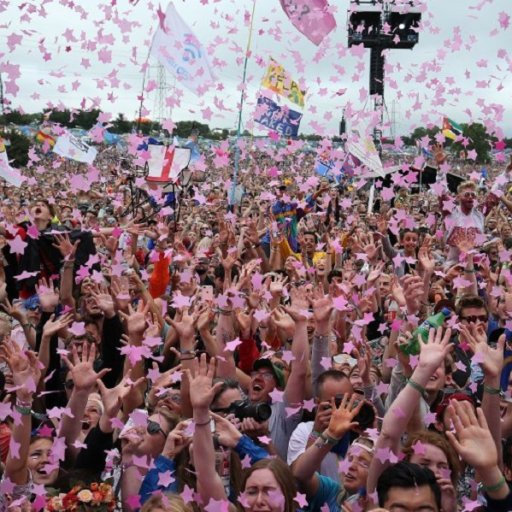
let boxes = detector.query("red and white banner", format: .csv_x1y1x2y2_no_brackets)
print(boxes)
146,145,191,183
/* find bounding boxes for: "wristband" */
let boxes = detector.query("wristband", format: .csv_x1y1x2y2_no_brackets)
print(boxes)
482,475,507,493
319,431,341,446
483,384,502,396
194,417,211,427
407,378,427,399
15,405,32,416
179,349,196,355
179,355,196,361
22,323,35,330
464,268,475,273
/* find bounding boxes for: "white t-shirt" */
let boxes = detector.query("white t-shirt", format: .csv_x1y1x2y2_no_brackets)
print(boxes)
444,206,485,264
287,421,341,483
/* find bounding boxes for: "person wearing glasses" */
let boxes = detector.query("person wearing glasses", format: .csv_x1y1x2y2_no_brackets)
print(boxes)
443,181,485,266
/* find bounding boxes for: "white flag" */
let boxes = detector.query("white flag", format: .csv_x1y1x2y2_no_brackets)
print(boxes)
0,149,25,187
53,133,97,164
147,145,191,183
346,134,385,178
150,2,215,96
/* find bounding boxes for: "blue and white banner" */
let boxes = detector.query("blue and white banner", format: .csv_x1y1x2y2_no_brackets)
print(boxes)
254,96,302,137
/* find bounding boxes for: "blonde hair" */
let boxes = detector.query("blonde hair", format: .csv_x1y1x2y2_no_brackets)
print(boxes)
140,493,192,512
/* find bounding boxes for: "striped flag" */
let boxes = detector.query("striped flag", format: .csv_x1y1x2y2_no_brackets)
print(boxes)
35,129,56,147
442,117,463,141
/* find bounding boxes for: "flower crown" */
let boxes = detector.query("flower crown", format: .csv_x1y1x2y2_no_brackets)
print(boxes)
45,482,116,511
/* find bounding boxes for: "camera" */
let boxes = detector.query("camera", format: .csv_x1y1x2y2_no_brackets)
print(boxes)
334,394,375,431
227,399,272,422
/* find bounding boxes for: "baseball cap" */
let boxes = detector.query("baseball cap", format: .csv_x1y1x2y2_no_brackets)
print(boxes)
253,358,285,389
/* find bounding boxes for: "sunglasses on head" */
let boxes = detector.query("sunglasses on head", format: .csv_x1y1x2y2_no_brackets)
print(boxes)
460,314,488,323
147,419,166,438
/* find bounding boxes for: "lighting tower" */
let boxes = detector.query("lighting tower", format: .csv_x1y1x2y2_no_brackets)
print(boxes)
347,0,421,152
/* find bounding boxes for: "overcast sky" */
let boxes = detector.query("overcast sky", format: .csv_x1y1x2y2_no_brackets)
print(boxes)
1,0,511,138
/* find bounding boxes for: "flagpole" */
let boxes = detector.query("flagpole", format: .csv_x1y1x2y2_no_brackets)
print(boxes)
229,0,257,208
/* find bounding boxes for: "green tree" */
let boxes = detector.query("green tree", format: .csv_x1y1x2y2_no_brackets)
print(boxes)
175,121,209,138
0,130,30,167
74,109,101,130
111,113,133,134
0,110,42,126
401,126,441,146
450,123,494,164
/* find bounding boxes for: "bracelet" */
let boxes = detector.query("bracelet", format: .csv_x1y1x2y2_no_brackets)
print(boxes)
319,431,341,446
179,349,196,355
407,378,427,399
482,475,507,493
179,355,196,361
15,405,32,416
309,430,321,439
483,384,502,396
216,308,232,316
22,323,35,330
464,268,475,273
194,417,211,427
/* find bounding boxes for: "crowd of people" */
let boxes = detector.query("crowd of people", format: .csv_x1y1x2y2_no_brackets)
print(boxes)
0,137,512,512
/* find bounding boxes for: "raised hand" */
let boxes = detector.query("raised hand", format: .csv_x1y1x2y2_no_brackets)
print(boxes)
445,401,497,471
162,421,193,458
42,312,74,339
271,307,295,339
418,236,435,274
418,327,453,371
1,298,27,323
62,342,110,392
167,308,198,340
311,290,333,324
90,285,116,318
185,354,222,412
400,274,424,314
234,308,253,339
52,233,79,260
97,369,145,420
367,261,386,284
210,413,243,449
460,325,504,379
119,301,150,338
0,339,41,400
35,277,59,313
325,394,364,439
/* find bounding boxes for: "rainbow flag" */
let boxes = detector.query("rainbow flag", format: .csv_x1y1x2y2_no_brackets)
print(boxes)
442,117,463,141
36,129,56,147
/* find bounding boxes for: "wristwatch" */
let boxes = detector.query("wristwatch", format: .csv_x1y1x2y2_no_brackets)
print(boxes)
316,431,340,447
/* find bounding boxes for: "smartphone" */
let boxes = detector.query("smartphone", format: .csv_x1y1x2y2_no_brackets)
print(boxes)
201,285,214,302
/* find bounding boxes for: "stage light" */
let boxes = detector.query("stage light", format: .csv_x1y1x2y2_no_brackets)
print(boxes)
398,23,406,29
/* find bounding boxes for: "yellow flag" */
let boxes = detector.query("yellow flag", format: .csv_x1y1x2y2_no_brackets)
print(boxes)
261,59,305,108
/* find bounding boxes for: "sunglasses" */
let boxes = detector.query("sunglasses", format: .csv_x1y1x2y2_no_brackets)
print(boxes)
462,191,477,198
147,420,166,438
460,315,488,323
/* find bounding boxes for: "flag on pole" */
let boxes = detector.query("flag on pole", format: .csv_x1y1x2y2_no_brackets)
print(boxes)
442,117,463,141
150,2,215,96
261,58,306,107
0,141,25,187
35,129,56,147
147,145,191,183
254,96,303,137
53,133,98,164
279,0,336,46
346,134,385,178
